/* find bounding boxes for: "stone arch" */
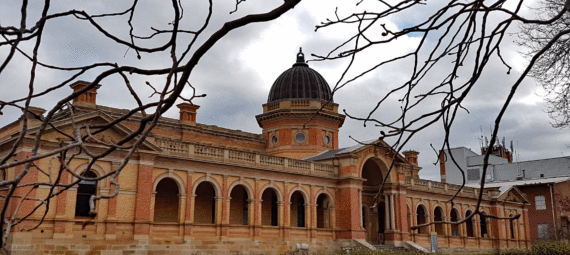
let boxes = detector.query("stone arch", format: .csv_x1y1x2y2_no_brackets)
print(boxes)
290,188,308,228
316,192,333,229
314,188,334,205
153,178,180,222
259,183,283,202
229,184,250,225
465,209,475,237
433,205,445,236
72,163,105,186
360,156,389,187
450,208,460,236
416,203,429,234
192,176,222,197
153,172,186,195
287,186,309,202
193,179,219,224
480,210,489,238
228,179,254,199
261,187,279,226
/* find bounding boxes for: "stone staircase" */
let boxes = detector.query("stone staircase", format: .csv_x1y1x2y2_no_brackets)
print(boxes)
373,244,410,252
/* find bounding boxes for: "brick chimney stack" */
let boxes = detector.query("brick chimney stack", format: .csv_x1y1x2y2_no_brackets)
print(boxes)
403,150,419,166
177,103,200,126
69,81,101,107
439,151,446,184
20,106,46,127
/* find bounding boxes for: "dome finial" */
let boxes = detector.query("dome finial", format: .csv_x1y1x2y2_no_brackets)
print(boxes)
296,47,305,63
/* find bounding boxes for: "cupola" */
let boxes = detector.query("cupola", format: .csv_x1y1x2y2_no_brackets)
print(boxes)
256,48,345,159
267,48,333,103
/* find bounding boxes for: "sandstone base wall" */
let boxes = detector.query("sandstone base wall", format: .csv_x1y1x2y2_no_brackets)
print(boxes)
7,237,354,255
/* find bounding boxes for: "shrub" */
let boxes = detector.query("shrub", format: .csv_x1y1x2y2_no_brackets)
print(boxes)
530,241,570,255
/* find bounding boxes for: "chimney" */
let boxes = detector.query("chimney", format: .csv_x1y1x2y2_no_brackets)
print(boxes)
20,106,46,127
403,150,419,166
439,151,446,184
69,81,101,107
177,103,200,126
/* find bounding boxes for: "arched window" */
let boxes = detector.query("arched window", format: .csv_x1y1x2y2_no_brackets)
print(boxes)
261,188,278,226
154,178,180,222
290,191,305,228
509,214,515,239
75,171,97,217
194,182,216,224
450,209,460,236
416,205,428,234
480,213,488,238
434,207,445,236
316,193,331,229
465,210,474,237
230,185,249,225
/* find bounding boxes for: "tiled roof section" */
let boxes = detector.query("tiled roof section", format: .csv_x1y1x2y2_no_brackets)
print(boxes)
267,49,333,103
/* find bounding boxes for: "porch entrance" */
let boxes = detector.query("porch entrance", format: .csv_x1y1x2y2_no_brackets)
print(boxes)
361,158,388,244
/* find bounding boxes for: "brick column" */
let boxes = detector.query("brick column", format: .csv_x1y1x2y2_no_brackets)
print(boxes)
335,178,365,239
133,156,154,240
54,168,69,238
184,173,194,241
395,192,409,241
105,162,120,240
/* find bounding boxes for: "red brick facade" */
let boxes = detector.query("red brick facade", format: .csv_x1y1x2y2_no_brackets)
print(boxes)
0,81,533,254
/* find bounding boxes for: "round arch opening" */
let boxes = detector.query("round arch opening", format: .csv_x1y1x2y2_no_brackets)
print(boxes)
154,178,180,222
362,158,385,187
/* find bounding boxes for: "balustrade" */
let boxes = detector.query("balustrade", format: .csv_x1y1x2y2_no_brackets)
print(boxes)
155,138,337,177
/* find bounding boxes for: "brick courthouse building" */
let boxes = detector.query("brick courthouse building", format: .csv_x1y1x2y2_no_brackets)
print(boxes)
2,50,532,254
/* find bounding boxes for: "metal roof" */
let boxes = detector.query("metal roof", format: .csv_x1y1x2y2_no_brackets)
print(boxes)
465,176,570,188
303,140,378,161
267,48,333,103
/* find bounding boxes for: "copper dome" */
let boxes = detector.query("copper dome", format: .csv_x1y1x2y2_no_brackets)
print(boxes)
267,48,333,103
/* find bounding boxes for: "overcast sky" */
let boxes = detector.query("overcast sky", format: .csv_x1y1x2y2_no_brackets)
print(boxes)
1,0,568,181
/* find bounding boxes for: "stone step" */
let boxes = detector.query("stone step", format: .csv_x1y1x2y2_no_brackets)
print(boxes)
373,244,409,252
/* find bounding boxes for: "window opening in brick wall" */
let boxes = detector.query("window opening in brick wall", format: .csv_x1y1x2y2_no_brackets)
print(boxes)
154,178,180,222
229,185,248,225
509,214,515,239
450,209,460,236
316,193,331,229
291,191,305,228
416,205,428,234
194,182,216,224
75,170,98,217
261,188,279,226
480,214,488,238
538,223,549,239
434,207,445,236
465,210,474,237
535,196,546,210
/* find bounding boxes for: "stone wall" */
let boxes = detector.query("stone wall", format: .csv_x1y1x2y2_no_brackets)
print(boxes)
8,237,350,255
